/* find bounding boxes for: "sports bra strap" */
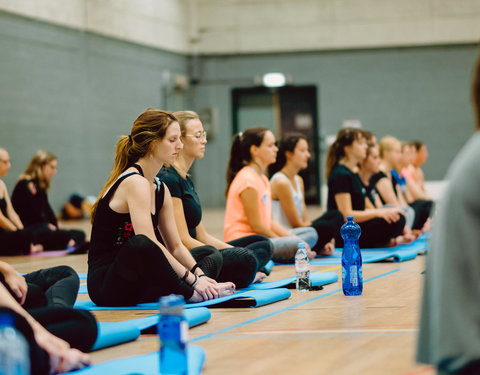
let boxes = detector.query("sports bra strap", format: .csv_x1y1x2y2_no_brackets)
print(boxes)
131,163,144,176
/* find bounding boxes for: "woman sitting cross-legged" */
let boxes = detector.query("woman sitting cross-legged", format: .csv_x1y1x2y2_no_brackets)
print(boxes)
327,127,406,248
11,150,87,251
268,133,344,256
88,108,235,306
158,111,273,287
224,127,319,263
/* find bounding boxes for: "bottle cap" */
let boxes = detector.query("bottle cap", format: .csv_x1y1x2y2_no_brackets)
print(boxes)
298,243,306,248
158,294,185,308
347,216,354,221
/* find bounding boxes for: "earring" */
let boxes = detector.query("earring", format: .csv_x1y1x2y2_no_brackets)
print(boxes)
150,154,153,160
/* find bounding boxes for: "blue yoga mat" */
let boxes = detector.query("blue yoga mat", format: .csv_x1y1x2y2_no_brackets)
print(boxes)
92,307,211,351
245,272,338,290
70,345,205,375
75,288,291,311
276,238,428,266
77,271,337,295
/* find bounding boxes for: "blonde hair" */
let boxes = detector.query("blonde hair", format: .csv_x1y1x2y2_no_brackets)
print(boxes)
20,150,57,190
171,110,200,179
378,136,401,158
91,108,177,221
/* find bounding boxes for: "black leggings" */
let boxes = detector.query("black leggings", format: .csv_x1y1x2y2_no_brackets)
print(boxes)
335,215,406,248
0,229,34,255
0,307,97,375
27,223,86,250
311,210,345,251
410,199,434,230
0,266,79,309
221,235,274,287
87,235,222,306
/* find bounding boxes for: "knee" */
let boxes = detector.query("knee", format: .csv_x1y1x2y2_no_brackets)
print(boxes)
50,265,80,288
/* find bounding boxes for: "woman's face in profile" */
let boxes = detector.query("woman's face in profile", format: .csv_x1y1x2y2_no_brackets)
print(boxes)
41,159,57,182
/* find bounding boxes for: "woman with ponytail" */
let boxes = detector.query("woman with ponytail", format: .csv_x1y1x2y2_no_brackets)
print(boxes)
326,127,405,248
88,108,235,306
224,127,318,263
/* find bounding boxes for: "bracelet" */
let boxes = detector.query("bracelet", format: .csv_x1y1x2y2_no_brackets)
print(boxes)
189,274,199,288
191,263,200,273
198,274,207,278
181,269,189,282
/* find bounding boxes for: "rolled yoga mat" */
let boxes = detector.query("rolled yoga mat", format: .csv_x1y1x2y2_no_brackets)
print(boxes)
75,288,291,311
70,345,205,375
92,307,211,351
77,272,337,295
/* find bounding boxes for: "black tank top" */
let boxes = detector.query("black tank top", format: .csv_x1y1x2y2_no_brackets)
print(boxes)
88,164,165,271
0,198,7,217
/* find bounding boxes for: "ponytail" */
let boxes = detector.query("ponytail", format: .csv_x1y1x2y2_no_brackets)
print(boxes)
225,133,246,196
91,108,177,222
90,135,131,221
225,127,269,196
326,127,364,179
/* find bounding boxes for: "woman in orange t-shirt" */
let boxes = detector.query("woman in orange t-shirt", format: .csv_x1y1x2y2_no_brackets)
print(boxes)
224,127,318,263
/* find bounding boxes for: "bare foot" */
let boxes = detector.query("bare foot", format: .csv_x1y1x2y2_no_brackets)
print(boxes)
67,239,75,248
30,243,44,254
421,218,431,233
318,239,335,256
395,234,415,244
253,272,267,284
216,282,235,296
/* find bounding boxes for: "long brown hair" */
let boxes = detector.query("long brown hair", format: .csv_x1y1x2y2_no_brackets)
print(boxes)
20,150,57,190
268,133,307,177
91,108,177,221
473,52,480,129
225,127,269,195
325,127,364,179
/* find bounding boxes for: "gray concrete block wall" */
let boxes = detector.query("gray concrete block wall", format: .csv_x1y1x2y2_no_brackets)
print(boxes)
191,45,478,207
0,11,188,212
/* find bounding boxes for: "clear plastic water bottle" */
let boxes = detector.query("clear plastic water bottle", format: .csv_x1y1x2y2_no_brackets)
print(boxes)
295,243,311,291
341,216,363,296
158,294,188,375
0,313,30,375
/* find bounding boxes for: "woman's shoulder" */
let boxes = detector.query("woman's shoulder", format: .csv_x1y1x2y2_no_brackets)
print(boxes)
330,164,354,179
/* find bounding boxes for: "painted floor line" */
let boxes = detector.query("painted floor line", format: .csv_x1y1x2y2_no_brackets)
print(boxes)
190,269,400,344
230,328,418,335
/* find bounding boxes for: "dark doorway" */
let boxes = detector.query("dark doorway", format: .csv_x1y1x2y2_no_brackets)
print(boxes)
232,86,320,204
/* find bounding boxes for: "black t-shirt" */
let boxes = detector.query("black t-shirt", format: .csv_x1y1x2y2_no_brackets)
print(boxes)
327,164,366,211
157,166,202,239
362,179,378,207
371,171,398,205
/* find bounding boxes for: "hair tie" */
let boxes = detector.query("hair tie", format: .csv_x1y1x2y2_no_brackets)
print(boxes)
128,135,133,144
238,132,243,141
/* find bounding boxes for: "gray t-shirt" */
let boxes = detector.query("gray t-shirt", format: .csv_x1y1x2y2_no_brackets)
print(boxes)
417,132,480,372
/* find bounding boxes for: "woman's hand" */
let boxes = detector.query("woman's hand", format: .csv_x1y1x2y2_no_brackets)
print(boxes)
377,207,404,223
4,270,28,305
31,321,91,373
193,276,220,301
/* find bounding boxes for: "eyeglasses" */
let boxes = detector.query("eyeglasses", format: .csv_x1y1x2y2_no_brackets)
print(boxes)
185,131,207,141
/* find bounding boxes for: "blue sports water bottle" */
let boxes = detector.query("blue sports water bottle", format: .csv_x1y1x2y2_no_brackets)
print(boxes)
158,294,188,375
341,216,363,296
0,313,30,375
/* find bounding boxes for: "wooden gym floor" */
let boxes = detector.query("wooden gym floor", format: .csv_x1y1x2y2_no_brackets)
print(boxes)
1,207,434,375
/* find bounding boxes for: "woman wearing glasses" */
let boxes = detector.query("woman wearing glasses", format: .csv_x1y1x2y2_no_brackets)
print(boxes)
158,111,273,287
